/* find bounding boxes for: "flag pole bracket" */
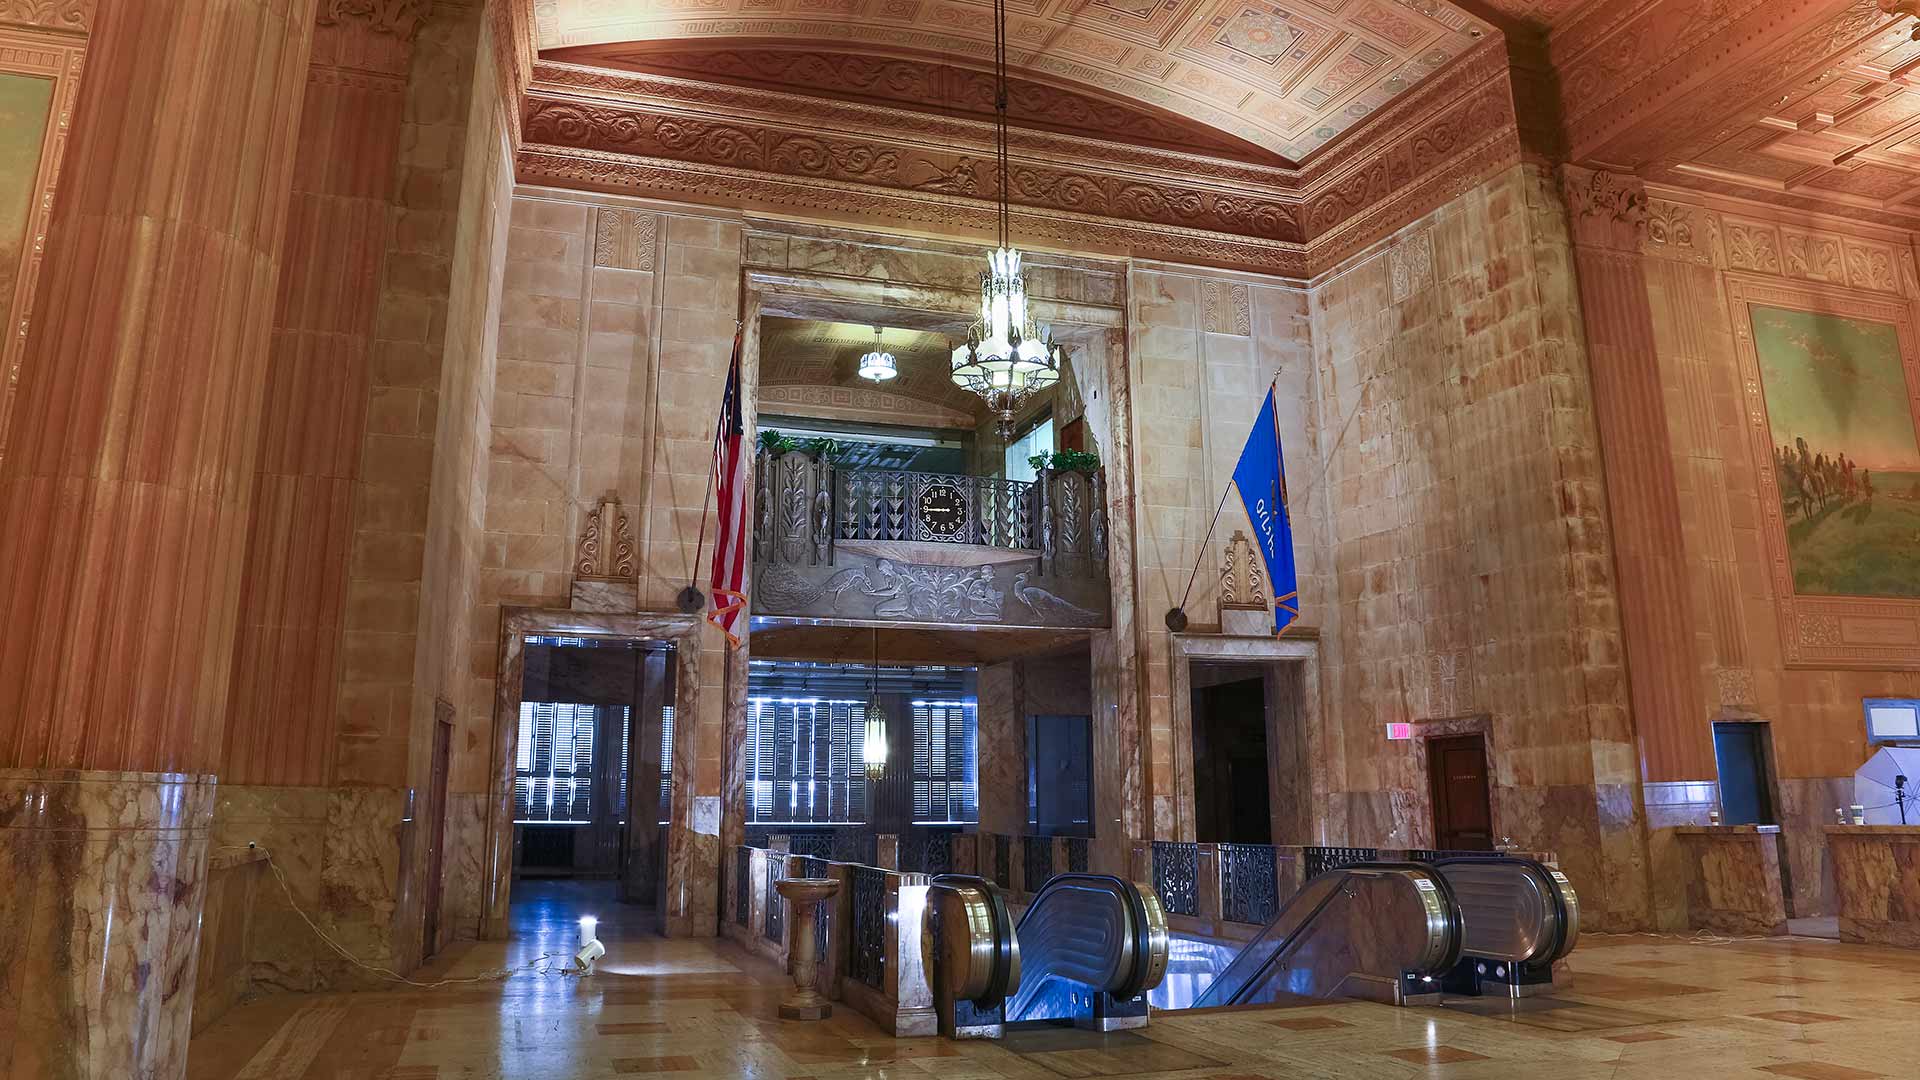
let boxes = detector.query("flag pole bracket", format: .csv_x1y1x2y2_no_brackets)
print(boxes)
677,586,706,614
1164,607,1188,632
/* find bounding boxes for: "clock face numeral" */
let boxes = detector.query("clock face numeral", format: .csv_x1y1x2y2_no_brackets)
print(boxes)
917,483,967,539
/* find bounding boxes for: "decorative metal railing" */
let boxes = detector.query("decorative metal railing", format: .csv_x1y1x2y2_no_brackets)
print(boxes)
754,453,1108,566
839,468,1037,549
900,829,955,876
763,851,787,941
788,833,834,860
847,865,887,990
1218,843,1280,925
1022,835,1054,893
1064,836,1089,874
831,831,877,866
1152,840,1198,917
1303,845,1379,878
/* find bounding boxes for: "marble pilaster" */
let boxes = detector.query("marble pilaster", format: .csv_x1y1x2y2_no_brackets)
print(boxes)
0,770,215,1080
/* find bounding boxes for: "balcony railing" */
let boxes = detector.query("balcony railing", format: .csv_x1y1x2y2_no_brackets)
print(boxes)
751,451,1111,628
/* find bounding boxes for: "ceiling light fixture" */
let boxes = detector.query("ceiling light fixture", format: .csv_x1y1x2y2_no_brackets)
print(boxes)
950,0,1063,440
857,325,897,382
862,628,888,782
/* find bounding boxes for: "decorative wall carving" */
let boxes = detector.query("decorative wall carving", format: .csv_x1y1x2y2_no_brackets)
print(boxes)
318,0,432,39
0,0,90,32
1201,281,1251,336
592,208,655,270
574,495,635,580
1387,228,1434,303
756,384,974,430
1560,165,1649,234
1726,222,1782,274
1220,530,1268,611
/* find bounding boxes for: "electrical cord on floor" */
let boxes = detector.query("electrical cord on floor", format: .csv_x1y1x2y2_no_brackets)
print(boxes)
216,845,579,988
1585,929,1750,946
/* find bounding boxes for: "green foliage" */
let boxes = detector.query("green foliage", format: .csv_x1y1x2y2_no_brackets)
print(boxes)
757,429,840,461
1048,449,1101,474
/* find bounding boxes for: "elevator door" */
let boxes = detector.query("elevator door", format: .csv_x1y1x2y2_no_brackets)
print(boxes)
1429,735,1493,851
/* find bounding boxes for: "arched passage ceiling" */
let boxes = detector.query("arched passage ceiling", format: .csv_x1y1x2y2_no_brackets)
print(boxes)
533,0,1493,164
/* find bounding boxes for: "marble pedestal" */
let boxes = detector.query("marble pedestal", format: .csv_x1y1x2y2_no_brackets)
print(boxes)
1672,825,1788,936
776,878,840,1020
0,769,216,1080
1826,825,1920,947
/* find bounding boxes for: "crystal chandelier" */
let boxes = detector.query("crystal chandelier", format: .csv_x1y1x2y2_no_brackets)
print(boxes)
862,630,887,781
857,325,897,382
950,0,1062,440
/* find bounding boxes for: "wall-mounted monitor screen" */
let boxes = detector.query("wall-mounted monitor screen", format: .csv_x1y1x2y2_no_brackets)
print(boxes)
1865,698,1920,743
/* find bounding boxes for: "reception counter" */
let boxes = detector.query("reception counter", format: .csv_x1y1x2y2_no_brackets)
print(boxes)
1825,825,1920,947
1671,825,1788,936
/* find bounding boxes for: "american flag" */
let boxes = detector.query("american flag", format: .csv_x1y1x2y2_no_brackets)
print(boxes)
707,328,749,646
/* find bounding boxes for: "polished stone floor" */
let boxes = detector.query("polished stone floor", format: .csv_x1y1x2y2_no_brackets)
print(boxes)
187,882,1920,1079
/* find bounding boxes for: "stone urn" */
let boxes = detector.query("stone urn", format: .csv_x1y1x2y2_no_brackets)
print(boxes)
775,877,841,1020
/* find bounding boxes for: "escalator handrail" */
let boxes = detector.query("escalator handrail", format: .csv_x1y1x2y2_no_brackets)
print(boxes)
1214,861,1464,1007
1426,855,1575,970
930,874,1018,1004
1016,873,1162,1001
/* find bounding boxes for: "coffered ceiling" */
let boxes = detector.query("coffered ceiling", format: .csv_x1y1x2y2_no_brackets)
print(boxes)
533,0,1494,163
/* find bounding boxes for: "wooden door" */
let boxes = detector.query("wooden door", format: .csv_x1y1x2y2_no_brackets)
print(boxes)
1428,734,1493,851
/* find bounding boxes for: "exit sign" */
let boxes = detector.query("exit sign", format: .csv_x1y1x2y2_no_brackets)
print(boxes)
1386,722,1413,740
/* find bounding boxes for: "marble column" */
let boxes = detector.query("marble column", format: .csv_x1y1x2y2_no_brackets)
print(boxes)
223,5,421,786
0,1,318,1077
1559,166,1712,784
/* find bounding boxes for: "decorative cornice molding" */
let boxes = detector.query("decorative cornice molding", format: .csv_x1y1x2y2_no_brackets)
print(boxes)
0,0,89,33
520,97,1305,243
515,144,1312,277
317,0,433,40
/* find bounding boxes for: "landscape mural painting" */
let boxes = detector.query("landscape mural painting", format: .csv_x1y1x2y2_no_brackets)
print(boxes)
1751,303,1920,599
0,71,55,336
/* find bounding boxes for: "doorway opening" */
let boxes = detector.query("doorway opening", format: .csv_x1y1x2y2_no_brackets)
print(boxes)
1713,720,1778,825
1190,662,1273,844
509,635,675,936
1427,734,1494,851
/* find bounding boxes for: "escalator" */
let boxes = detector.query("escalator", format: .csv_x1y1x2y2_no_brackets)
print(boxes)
925,855,1577,1037
1187,862,1462,1008
926,873,1167,1036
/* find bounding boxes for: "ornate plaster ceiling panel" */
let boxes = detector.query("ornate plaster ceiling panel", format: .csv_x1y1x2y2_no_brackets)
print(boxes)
759,316,990,426
1661,18,1920,220
532,0,1493,162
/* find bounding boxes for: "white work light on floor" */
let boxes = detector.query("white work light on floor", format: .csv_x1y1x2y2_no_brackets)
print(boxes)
574,915,605,974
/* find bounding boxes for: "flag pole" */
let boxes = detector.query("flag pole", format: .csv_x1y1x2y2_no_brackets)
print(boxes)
681,320,744,614
1165,371,1282,633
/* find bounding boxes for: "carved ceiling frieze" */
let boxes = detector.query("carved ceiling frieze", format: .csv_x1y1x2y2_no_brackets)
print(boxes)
552,45,1281,162
0,0,89,33
515,144,1313,277
521,97,1305,242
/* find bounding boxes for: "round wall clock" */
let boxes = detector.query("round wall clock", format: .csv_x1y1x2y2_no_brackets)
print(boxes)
917,482,967,539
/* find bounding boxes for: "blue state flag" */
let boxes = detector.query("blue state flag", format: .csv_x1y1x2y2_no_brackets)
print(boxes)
1230,387,1299,635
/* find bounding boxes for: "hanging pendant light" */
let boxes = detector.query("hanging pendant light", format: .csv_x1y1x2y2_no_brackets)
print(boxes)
950,0,1063,440
857,325,897,382
862,629,888,781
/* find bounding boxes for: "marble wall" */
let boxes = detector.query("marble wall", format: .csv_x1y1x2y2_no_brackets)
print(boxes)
1126,267,1319,842
1632,190,1920,916
1308,163,1649,929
